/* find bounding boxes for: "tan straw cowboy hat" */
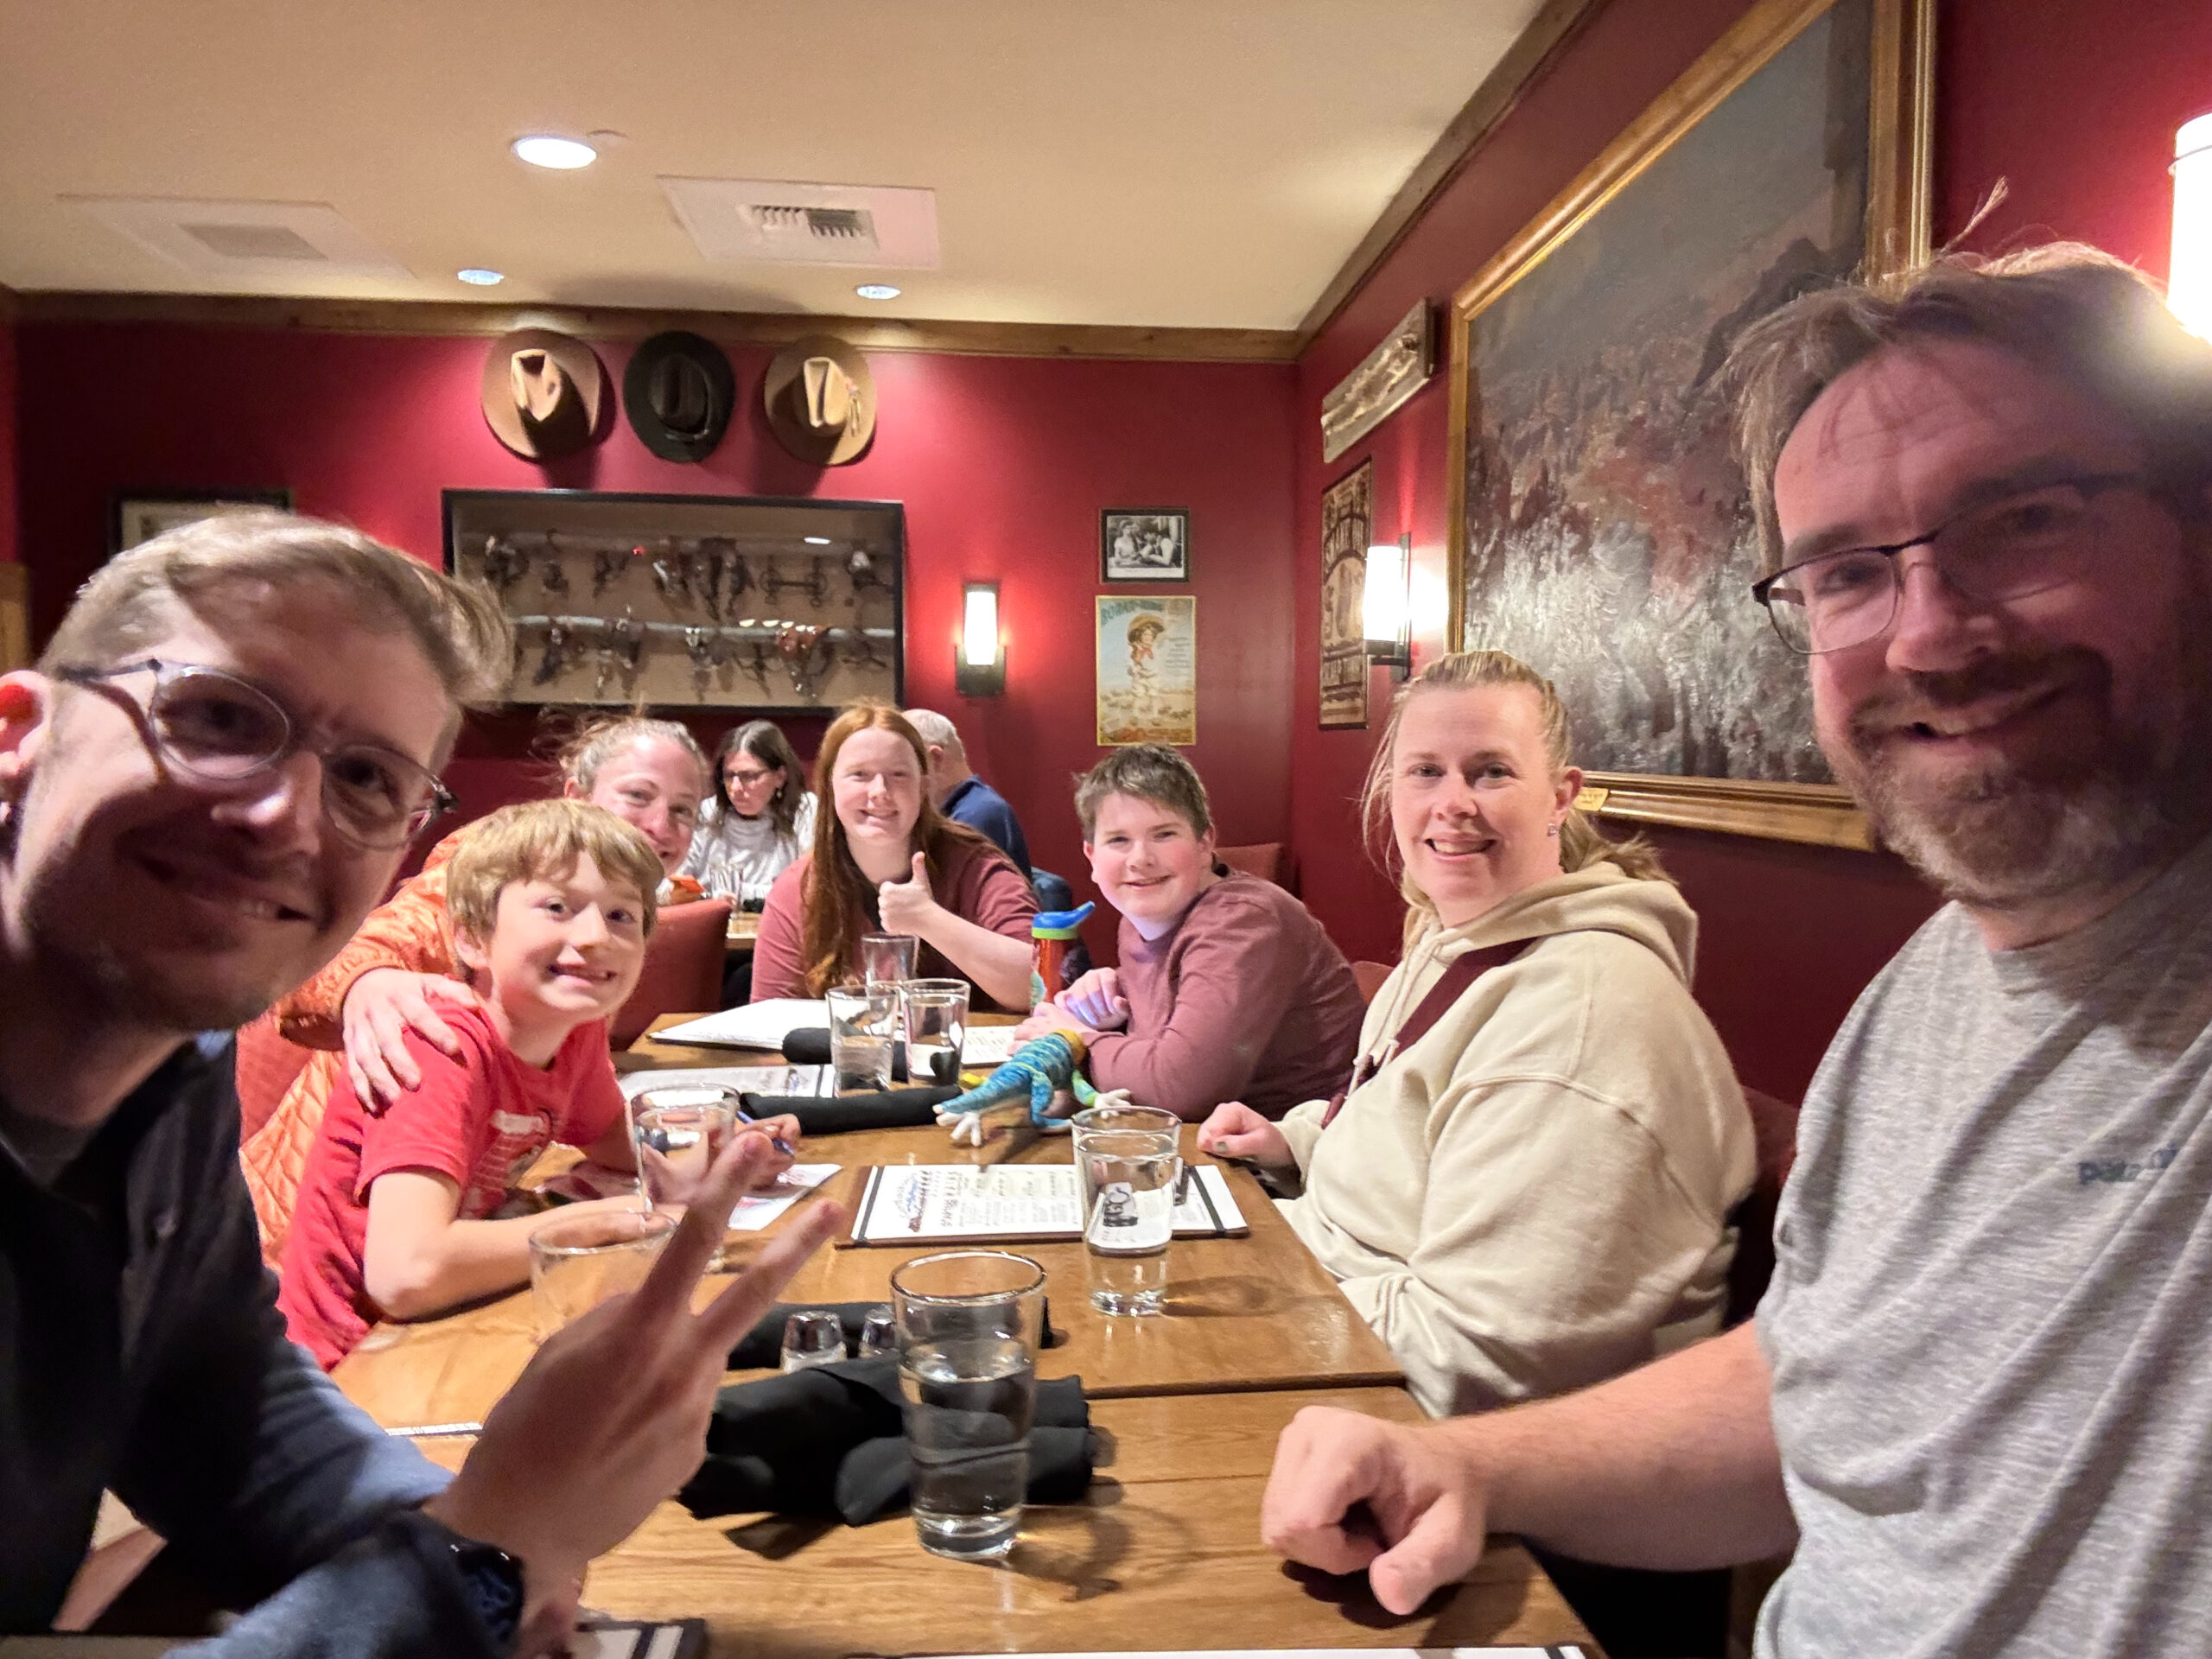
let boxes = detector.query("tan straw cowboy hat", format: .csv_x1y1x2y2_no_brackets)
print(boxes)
761,334,877,466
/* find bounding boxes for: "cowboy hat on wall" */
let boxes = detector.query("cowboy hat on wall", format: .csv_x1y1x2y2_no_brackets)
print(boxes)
762,335,877,467
480,328,609,461
624,330,735,463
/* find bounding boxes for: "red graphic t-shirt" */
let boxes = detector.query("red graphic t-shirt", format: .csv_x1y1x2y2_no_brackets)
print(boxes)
276,1005,628,1370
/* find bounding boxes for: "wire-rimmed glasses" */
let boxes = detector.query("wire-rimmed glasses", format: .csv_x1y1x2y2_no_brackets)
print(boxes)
55,658,455,848
1751,471,2144,655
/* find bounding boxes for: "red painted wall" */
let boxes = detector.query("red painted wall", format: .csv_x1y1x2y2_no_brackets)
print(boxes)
1286,0,2212,1100
12,324,1297,959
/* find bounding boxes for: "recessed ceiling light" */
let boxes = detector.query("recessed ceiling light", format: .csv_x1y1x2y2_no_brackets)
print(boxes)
512,135,597,170
804,536,832,545
456,268,504,286
855,283,900,301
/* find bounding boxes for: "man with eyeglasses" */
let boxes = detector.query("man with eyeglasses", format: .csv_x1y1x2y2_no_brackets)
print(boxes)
1259,245,2212,1656
0,514,842,1653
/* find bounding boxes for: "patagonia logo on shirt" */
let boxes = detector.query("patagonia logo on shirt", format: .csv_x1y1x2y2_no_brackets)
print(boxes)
2078,1144,2180,1186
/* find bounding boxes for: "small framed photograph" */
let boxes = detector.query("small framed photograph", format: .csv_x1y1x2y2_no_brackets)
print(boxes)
1100,508,1190,582
112,489,293,553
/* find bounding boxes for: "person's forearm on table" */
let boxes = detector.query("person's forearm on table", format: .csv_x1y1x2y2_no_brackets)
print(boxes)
364,1183,642,1321
914,909,1033,1009
1454,1323,1792,1567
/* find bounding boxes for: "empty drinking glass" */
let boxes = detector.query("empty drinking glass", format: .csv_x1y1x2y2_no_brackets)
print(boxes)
1070,1103,1182,1315
528,1209,676,1342
891,1251,1046,1560
900,979,970,1087
780,1308,849,1371
826,982,898,1092
860,932,919,989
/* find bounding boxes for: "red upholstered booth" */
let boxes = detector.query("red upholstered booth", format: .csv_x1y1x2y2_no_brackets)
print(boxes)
612,898,733,1049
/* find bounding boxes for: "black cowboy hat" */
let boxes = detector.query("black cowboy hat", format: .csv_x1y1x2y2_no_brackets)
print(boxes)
623,330,735,462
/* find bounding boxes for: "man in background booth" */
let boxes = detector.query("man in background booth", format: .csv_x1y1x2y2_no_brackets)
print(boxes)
0,514,839,1654
905,707,1032,877
1260,245,2212,1656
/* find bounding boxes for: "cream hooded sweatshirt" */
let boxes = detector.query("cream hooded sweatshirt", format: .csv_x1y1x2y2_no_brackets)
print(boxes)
1278,862,1753,1418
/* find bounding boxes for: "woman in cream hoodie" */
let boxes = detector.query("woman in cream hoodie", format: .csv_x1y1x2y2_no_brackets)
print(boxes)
1203,651,1753,1418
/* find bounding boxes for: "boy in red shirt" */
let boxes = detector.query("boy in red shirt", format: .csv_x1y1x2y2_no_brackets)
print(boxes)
278,798,791,1369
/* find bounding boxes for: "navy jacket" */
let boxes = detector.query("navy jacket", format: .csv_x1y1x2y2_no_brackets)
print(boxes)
0,1033,499,1654
941,775,1032,877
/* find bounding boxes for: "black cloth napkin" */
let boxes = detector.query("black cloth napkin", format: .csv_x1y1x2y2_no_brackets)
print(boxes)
739,1085,959,1135
729,1300,1061,1370
677,1355,1093,1524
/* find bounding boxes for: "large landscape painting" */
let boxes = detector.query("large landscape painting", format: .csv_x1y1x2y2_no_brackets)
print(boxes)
1451,0,1927,838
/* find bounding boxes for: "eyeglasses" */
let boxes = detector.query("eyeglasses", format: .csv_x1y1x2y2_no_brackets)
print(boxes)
55,658,456,849
726,765,777,789
1751,471,2145,655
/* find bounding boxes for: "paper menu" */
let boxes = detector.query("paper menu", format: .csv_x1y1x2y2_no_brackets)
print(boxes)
655,999,825,1050
728,1164,839,1232
849,1163,1246,1244
619,1064,831,1100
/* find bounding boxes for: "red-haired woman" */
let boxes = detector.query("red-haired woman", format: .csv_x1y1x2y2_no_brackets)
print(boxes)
751,704,1037,1008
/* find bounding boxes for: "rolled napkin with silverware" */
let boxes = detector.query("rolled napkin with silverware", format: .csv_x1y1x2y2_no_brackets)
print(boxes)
677,1356,1094,1525
739,1085,961,1135
784,1028,964,1086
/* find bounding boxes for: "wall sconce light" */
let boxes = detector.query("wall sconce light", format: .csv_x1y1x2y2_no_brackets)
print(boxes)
956,580,1006,696
1363,534,1414,680
2173,111,2212,341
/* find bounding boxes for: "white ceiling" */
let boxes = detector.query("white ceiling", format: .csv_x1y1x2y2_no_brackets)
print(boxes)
0,0,1543,329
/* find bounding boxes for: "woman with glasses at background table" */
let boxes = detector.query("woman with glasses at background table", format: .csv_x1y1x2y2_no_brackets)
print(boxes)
681,719,817,910
1201,650,1755,1418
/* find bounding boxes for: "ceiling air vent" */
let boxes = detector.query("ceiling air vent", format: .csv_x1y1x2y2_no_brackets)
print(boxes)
70,197,409,279
661,178,938,270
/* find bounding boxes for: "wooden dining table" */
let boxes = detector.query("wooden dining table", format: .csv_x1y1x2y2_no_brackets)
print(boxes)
327,1014,1601,1657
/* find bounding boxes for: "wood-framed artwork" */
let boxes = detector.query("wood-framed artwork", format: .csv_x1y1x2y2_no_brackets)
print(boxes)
111,488,293,552
1100,509,1190,582
1444,0,1934,850
1319,460,1374,729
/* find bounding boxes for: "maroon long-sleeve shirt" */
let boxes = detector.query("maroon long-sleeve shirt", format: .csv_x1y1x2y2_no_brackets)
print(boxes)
1085,871,1364,1120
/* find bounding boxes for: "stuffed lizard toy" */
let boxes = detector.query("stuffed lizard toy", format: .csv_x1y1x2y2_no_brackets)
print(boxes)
935,1030,1128,1146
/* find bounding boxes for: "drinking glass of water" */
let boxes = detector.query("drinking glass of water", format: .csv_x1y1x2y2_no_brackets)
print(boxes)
825,982,898,1092
628,1086,739,1211
900,978,970,1087
527,1210,676,1343
860,932,918,989
889,1250,1046,1560
1070,1103,1182,1315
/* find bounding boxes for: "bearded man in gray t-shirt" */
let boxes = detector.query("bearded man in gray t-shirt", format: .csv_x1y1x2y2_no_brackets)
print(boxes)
1254,244,2212,1656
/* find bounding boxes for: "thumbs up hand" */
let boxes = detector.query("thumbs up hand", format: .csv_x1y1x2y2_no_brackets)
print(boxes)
877,849,939,935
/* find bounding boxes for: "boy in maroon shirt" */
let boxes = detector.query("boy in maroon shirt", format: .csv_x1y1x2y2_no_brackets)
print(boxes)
278,799,794,1369
1020,745,1364,1120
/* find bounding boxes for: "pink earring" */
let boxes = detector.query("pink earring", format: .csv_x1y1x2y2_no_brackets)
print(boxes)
1545,822,1559,837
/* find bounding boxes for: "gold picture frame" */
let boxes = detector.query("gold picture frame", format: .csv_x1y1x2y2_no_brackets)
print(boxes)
1445,0,1934,851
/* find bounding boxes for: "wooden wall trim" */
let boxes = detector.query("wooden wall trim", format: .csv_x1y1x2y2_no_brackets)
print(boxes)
10,289,1300,365
1288,0,1606,354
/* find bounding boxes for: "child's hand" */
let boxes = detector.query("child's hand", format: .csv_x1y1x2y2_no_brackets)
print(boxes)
736,1115,801,1189
1060,968,1130,1031
341,969,484,1112
875,852,940,935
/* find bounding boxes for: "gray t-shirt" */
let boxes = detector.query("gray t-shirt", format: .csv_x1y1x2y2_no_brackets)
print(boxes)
1758,834,2212,1656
